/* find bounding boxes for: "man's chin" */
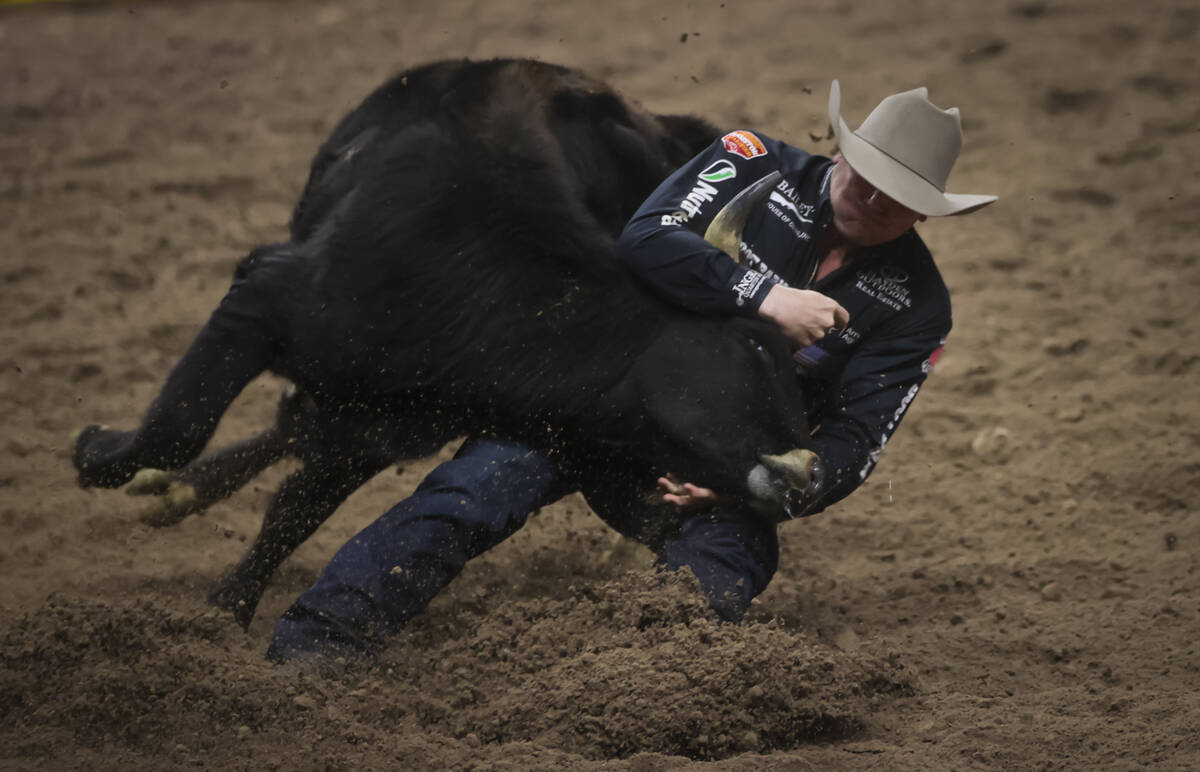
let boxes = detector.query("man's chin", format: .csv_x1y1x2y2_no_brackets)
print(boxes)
835,220,877,247
838,222,899,248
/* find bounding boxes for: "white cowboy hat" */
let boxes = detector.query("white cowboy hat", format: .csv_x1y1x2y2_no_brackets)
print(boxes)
828,80,997,217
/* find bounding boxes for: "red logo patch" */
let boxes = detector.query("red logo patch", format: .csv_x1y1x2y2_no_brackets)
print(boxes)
721,130,767,159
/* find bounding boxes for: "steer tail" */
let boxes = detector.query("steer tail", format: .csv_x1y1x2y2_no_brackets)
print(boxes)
74,244,293,488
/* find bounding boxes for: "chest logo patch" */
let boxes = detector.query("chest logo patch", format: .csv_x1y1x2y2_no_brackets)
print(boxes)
722,130,767,159
699,160,737,183
854,266,913,310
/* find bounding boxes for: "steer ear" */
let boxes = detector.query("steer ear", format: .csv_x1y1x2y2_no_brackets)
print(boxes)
702,171,782,262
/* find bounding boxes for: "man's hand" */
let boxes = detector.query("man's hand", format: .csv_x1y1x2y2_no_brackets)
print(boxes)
656,475,724,512
757,285,850,346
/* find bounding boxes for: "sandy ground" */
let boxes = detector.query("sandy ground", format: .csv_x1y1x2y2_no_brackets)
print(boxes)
2,0,1198,769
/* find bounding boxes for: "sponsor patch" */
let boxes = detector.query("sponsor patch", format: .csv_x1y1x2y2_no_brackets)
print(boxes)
661,179,720,228
766,186,816,240
738,242,784,286
699,159,737,183
733,269,766,307
922,341,946,374
722,130,767,159
854,267,912,310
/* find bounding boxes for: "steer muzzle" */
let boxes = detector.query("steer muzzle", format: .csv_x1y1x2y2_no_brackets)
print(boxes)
746,448,825,521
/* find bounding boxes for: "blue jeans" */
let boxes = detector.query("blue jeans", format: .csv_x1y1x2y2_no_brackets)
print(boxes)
267,438,779,661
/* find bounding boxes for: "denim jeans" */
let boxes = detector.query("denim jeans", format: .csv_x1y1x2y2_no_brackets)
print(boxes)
267,437,778,661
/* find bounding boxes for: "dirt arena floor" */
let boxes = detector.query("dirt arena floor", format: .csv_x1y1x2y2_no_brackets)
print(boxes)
2,0,1198,769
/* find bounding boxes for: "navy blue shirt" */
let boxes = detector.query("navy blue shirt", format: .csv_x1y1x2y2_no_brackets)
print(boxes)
617,130,951,514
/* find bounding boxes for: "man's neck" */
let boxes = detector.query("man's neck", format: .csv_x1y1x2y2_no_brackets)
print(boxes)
815,227,851,283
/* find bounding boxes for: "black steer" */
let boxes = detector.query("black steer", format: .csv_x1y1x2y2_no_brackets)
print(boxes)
72,58,816,627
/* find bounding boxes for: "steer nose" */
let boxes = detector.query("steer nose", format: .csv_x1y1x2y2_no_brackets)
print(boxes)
744,448,823,519
759,448,819,491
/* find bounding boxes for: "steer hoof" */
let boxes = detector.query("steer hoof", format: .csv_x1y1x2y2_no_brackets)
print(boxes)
208,581,257,631
137,481,200,527
126,468,172,496
73,424,139,488
69,424,103,449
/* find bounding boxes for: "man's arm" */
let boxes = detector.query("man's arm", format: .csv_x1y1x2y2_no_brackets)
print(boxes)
617,132,780,315
799,319,948,515
617,132,847,343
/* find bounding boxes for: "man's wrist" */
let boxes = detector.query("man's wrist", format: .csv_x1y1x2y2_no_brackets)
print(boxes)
731,270,771,316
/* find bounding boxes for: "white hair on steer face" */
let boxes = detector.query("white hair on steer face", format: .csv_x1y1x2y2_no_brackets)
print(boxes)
746,463,777,501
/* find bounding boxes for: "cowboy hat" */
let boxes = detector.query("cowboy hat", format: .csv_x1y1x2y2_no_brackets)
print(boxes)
828,80,997,216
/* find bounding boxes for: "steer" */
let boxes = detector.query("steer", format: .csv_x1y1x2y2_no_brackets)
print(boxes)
72,58,816,627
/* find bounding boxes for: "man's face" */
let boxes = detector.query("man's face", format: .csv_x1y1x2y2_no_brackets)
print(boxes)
829,154,927,246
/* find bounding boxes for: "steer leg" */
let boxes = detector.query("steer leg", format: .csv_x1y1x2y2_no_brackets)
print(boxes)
208,452,389,630
73,251,284,489
126,386,317,526
127,426,292,527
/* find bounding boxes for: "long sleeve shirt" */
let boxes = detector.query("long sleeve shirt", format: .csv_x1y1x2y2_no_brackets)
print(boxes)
616,130,951,515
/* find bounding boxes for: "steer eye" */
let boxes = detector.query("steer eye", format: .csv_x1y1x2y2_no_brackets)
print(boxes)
747,337,771,363
740,333,778,372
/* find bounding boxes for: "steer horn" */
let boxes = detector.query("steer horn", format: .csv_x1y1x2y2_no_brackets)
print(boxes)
702,170,783,262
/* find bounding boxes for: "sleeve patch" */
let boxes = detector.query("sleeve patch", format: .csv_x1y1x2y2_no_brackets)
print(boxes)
699,159,738,183
733,269,766,306
722,130,767,159
922,341,946,374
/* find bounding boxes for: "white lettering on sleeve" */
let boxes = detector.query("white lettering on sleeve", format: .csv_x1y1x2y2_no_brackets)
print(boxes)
859,383,920,480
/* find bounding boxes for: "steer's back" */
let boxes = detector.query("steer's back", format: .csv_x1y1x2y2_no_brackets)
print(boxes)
289,58,715,244
272,59,717,421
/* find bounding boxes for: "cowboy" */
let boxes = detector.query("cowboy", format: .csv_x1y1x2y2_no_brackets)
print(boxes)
614,77,996,599
267,80,995,662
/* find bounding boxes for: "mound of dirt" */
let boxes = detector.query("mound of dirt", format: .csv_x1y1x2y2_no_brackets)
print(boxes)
1,572,910,767
381,570,912,759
